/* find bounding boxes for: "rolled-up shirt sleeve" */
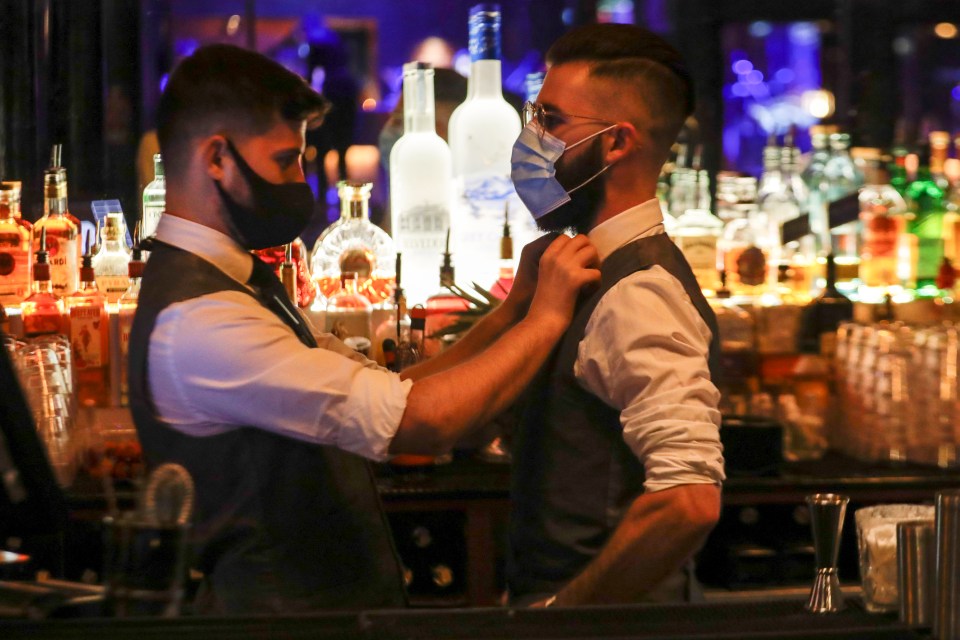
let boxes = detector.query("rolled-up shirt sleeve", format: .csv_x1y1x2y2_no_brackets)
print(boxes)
574,266,725,492
148,290,411,461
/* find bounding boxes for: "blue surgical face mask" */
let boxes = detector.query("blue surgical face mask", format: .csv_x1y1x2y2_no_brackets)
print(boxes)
510,121,615,220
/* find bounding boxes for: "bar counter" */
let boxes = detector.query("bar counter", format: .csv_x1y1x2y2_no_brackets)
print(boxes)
0,596,927,639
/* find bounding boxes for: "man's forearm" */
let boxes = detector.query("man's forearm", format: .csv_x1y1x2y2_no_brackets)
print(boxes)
552,484,721,606
401,299,522,381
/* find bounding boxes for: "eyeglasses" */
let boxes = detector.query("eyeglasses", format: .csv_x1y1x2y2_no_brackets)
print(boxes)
521,101,615,135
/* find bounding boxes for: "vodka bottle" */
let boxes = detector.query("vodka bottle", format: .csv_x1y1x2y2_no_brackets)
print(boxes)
0,181,32,305
21,229,65,338
313,181,396,306
448,4,538,289
389,62,452,305
325,272,372,341
65,254,110,407
92,213,131,304
142,153,165,239
33,145,80,297
118,246,143,406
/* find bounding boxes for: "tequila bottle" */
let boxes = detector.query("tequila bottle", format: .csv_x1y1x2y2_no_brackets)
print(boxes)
448,4,538,289
314,181,396,306
33,145,80,297
389,62,452,305
21,229,65,338
0,181,32,305
65,254,110,407
142,153,165,239
117,246,143,406
92,213,131,305
325,272,372,341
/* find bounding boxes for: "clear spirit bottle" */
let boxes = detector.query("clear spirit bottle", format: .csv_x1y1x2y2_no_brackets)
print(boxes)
823,132,864,285
142,153,165,239
803,124,836,251
117,246,143,406
65,254,110,407
33,145,80,297
21,229,65,338
389,62,452,305
313,181,396,306
92,213,131,305
448,4,538,289
0,181,32,305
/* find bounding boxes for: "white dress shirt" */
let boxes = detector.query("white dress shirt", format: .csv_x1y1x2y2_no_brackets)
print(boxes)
146,215,412,461
577,198,725,492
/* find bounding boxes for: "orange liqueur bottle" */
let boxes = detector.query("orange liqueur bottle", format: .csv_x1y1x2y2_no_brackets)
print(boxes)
0,181,32,305
33,145,80,297
21,229,64,338
65,254,110,407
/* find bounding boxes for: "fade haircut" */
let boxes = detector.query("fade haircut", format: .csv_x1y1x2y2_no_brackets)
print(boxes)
546,24,694,164
157,44,330,181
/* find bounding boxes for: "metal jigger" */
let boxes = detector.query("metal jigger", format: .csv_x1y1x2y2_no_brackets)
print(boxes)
805,493,850,613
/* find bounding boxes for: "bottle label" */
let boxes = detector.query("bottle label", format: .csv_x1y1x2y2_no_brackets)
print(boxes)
69,306,106,369
96,274,131,303
736,246,767,286
42,234,79,296
0,247,30,302
142,205,164,238
677,236,718,272
396,204,449,249
462,175,515,207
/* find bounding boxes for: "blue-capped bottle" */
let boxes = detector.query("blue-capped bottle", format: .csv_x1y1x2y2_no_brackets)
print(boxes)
448,4,539,289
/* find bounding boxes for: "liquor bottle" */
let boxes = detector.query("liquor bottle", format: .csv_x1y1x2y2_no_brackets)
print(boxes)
859,165,909,289
668,140,697,221
325,272,372,341
424,230,470,358
0,181,32,305
91,212,131,305
803,125,836,252
757,134,784,203
906,133,948,289
65,254,110,407
372,254,410,366
719,179,768,297
673,170,723,293
142,153,165,239
779,136,815,298
759,135,806,295
33,145,80,297
389,62,452,305
21,229,65,338
490,204,514,299
448,4,538,290
822,132,865,285
279,243,297,302
313,181,396,306
117,246,143,407
255,239,317,309
798,254,853,358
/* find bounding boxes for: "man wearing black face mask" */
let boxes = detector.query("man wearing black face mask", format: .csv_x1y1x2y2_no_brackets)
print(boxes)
129,44,601,614
506,25,725,607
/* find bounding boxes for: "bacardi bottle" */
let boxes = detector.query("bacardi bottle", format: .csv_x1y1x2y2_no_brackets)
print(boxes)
33,145,80,297
65,254,110,407
389,62,452,305
0,181,32,305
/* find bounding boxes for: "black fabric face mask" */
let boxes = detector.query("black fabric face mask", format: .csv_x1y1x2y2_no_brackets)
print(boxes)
214,138,315,250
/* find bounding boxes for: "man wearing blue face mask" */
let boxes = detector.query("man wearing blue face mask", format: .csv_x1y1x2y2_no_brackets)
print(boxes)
129,44,601,614
507,24,725,607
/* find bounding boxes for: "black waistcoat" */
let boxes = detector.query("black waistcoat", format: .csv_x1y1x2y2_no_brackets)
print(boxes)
507,232,720,602
128,243,406,614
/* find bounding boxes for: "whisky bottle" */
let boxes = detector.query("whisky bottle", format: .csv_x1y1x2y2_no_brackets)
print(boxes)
117,246,143,406
65,254,110,407
91,212,131,305
21,229,65,338
33,145,80,297
0,181,32,305
859,165,908,289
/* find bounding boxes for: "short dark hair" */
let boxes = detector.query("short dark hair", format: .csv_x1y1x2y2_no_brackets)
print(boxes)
547,24,694,158
157,44,330,180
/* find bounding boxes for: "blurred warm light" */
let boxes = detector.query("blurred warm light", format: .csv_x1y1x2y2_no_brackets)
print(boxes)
412,37,455,69
345,146,380,182
905,153,920,177
303,145,318,163
946,158,960,183
226,15,241,37
801,89,835,119
361,98,377,112
935,23,958,39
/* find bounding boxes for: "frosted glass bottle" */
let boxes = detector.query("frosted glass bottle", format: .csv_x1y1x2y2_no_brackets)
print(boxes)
142,154,165,239
448,4,539,289
312,181,396,307
389,62,453,306
91,213,131,304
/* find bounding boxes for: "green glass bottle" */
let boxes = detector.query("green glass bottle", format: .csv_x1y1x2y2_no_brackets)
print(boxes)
906,133,949,290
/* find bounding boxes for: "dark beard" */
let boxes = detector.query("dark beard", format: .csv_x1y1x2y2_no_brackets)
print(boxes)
536,136,605,235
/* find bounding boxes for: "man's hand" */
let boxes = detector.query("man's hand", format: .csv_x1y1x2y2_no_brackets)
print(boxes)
525,234,601,332
503,233,561,318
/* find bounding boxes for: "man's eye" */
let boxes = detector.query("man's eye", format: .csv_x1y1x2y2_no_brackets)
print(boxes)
543,113,564,129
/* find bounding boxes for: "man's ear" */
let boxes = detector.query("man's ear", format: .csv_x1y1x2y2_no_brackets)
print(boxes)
201,135,229,181
604,122,638,164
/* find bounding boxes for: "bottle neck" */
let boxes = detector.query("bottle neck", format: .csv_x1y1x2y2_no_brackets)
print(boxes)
468,60,504,99
403,68,437,134
0,201,19,222
32,268,53,294
45,196,68,217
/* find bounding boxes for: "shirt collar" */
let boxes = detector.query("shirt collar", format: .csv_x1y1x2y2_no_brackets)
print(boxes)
154,214,254,285
588,198,665,262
